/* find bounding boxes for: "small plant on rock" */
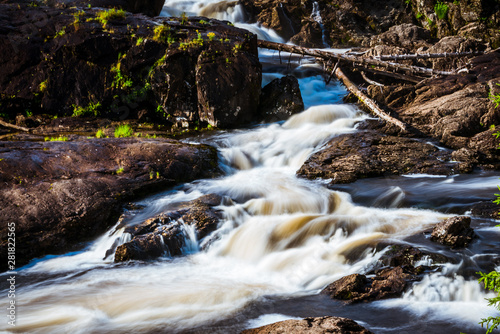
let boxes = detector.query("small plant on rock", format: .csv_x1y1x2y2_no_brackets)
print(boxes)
114,124,134,137
95,128,106,138
434,1,449,20
96,8,126,28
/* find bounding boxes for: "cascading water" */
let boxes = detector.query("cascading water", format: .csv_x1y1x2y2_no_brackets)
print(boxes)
2,1,499,334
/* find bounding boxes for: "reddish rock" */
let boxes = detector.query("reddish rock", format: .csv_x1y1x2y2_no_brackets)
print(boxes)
431,216,475,248
242,316,373,334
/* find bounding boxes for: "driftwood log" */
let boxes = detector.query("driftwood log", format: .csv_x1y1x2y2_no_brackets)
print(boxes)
257,40,455,77
0,119,29,132
334,67,408,132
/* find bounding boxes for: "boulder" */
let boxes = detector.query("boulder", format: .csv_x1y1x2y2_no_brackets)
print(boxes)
371,24,432,50
470,201,500,219
114,194,223,262
0,138,220,271
0,2,262,129
321,267,414,303
259,75,304,123
297,129,455,184
430,216,475,248
242,316,373,334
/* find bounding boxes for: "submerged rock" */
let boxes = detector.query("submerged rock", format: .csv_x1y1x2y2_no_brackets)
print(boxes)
114,194,223,262
242,316,373,334
0,138,220,271
430,216,475,248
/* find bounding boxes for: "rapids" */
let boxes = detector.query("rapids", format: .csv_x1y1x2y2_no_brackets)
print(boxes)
1,1,499,333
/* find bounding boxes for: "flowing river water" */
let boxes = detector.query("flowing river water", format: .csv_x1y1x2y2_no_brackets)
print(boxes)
2,1,500,333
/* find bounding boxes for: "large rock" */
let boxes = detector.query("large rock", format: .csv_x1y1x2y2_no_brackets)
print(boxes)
259,75,304,123
0,1,262,129
114,194,223,262
297,129,456,184
430,216,475,248
289,20,325,48
242,316,373,334
371,24,432,50
0,138,220,271
321,267,415,303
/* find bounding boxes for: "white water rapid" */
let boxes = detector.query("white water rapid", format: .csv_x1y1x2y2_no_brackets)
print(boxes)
2,1,499,334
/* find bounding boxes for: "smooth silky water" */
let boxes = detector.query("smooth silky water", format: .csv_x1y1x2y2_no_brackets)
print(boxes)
2,1,499,333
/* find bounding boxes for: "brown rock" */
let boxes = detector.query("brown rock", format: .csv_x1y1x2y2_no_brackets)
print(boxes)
320,274,368,301
0,137,220,271
259,75,304,122
431,216,475,248
297,129,455,184
242,316,373,334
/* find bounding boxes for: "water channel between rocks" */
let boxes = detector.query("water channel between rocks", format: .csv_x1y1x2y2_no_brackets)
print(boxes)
1,1,499,333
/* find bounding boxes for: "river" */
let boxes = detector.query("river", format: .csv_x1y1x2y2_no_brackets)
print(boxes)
2,1,500,333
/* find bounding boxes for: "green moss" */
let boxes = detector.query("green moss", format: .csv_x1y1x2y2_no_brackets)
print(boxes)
39,79,48,93
45,136,68,141
95,128,106,138
96,8,126,28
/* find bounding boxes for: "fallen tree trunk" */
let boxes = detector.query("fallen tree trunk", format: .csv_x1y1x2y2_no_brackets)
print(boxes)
334,66,408,132
0,119,29,132
258,40,454,77
374,51,483,61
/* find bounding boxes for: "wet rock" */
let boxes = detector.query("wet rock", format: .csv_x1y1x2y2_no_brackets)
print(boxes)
259,75,304,122
430,216,475,248
297,129,455,184
0,138,220,271
242,316,373,334
470,201,500,219
321,267,415,303
321,274,368,301
289,20,325,48
379,244,449,268
321,267,416,303
115,232,168,262
0,2,261,129
114,194,223,262
196,42,262,128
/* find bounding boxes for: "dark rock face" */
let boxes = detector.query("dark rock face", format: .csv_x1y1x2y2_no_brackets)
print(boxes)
242,316,373,334
259,75,304,122
0,1,261,129
0,138,220,271
371,23,432,50
431,216,475,248
114,194,222,262
470,201,500,219
297,129,455,184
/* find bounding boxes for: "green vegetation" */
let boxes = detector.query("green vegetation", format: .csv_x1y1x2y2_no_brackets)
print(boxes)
136,37,144,46
453,0,459,5
39,79,48,93
199,20,208,25
72,10,85,29
180,12,188,25
96,8,126,28
54,28,66,38
116,167,124,174
179,30,204,50
114,124,134,137
95,128,106,138
434,1,449,20
44,136,68,141
416,12,423,20
476,97,500,334
111,59,133,90
72,102,102,117
207,32,216,41
153,25,174,44
489,84,500,108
